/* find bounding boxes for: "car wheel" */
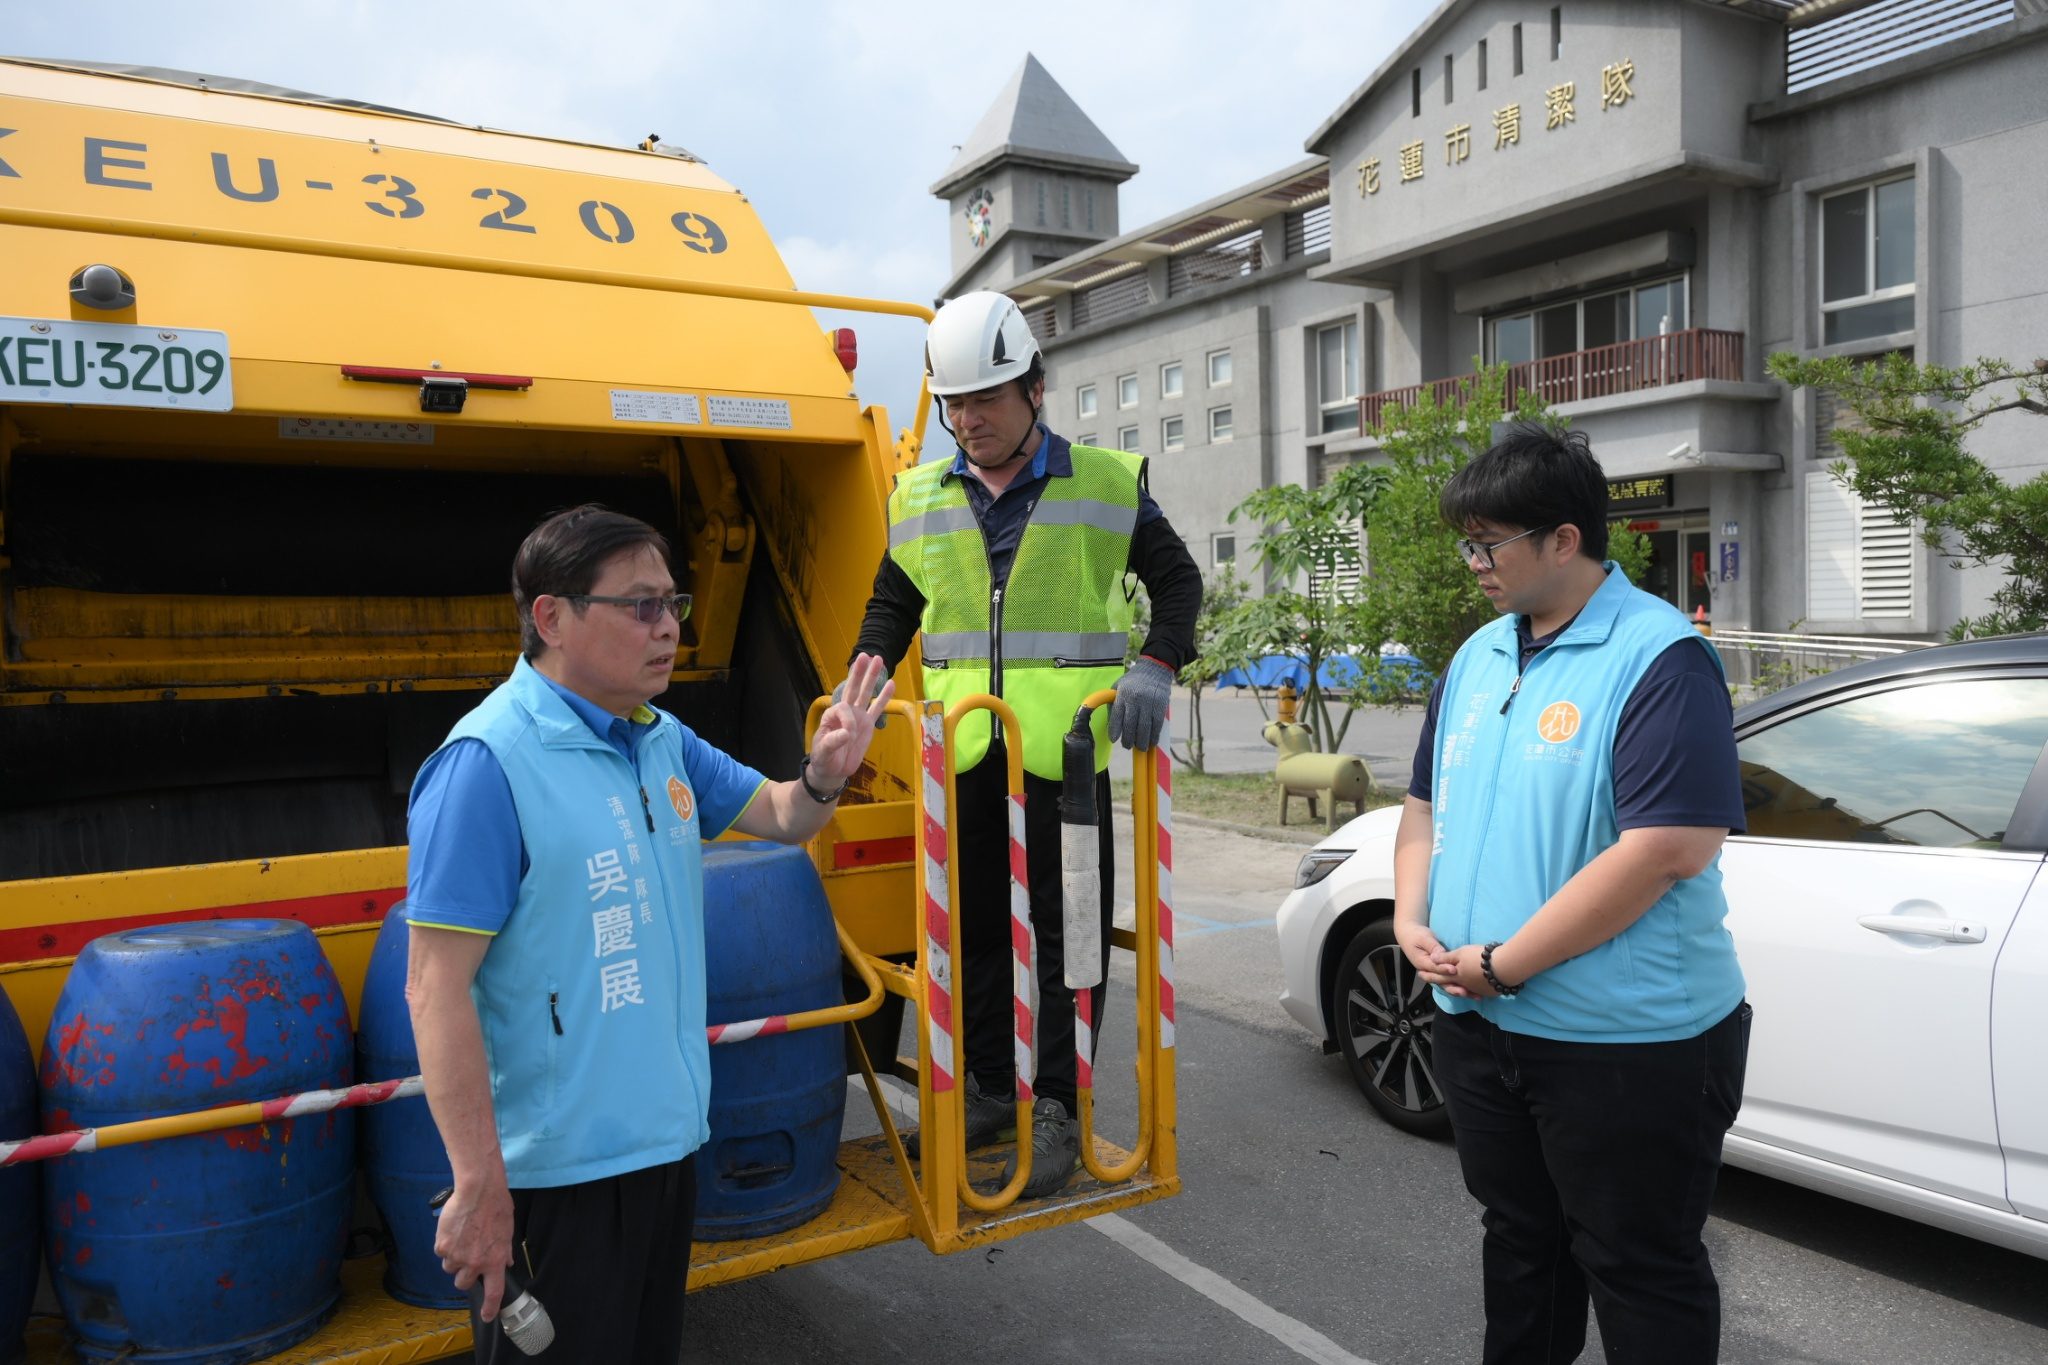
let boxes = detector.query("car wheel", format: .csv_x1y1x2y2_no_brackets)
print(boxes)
1332,918,1450,1138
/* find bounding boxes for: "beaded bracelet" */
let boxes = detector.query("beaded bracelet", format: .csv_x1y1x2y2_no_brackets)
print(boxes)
1480,941,1522,997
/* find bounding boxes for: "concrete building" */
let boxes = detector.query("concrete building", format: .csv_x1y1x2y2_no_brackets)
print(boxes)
934,4,2048,637
934,57,1371,580
1307,0,2048,638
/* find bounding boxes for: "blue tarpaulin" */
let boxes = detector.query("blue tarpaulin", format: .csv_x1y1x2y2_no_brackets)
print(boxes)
1213,654,1433,697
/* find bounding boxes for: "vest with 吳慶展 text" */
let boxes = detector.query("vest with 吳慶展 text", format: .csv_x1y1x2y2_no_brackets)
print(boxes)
886,443,1142,779
1426,564,1745,1043
428,656,712,1188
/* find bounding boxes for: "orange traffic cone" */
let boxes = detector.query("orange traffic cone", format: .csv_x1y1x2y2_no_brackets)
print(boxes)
1693,604,1712,637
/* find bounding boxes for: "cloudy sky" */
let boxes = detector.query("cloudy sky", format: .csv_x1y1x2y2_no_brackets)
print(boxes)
7,0,1439,436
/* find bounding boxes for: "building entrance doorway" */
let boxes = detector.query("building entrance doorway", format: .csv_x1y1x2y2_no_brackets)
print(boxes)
1627,513,1713,620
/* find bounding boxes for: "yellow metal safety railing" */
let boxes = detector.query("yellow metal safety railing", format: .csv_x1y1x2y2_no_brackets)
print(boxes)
806,691,1177,1249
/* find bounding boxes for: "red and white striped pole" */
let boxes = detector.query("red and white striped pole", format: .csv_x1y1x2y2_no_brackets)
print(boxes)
921,704,957,1099
1008,787,1036,1106
0,1075,424,1168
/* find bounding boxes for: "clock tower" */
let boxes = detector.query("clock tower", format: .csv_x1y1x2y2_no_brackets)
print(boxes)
933,54,1136,299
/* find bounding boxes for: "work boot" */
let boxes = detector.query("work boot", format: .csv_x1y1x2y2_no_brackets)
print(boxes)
1005,1096,1080,1199
904,1073,1015,1160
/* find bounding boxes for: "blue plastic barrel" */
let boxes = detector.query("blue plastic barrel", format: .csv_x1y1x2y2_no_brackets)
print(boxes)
355,904,463,1308
39,920,354,1364
1,987,39,1365
695,841,846,1241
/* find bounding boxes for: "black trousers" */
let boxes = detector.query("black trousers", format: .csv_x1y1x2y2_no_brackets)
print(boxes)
1433,1004,1751,1365
472,1155,696,1365
955,738,1115,1114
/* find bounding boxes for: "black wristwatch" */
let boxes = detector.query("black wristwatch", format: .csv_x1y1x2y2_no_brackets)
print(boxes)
797,754,847,805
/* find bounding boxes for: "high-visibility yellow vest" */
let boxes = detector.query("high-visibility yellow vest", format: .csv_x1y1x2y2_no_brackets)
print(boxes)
887,445,1142,779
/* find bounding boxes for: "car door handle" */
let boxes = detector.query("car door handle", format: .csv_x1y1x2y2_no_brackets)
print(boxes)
1856,914,1987,944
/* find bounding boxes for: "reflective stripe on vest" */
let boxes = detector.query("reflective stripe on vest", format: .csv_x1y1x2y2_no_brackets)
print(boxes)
921,629,1130,664
888,497,1137,549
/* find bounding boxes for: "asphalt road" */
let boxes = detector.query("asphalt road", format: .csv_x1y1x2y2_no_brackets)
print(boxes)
683,812,2048,1363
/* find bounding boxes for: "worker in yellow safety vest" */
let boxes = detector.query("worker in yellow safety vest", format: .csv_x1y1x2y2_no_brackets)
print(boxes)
845,291,1203,1196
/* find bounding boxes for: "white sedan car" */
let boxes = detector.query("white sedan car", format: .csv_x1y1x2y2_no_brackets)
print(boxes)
1275,633,2048,1259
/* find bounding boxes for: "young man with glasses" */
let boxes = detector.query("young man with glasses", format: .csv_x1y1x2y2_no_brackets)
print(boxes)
405,504,893,1361
1393,425,1749,1364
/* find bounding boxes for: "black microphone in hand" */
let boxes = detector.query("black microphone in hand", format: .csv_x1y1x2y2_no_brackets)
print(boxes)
430,1186,556,1355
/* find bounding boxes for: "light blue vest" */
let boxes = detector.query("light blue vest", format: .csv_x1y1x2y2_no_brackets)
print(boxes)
441,657,711,1187
1428,565,1745,1043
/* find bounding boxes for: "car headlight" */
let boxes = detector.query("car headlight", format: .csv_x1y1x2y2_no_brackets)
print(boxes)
1294,848,1354,889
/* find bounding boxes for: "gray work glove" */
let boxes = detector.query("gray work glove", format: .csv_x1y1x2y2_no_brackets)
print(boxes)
830,674,888,728
1108,656,1174,751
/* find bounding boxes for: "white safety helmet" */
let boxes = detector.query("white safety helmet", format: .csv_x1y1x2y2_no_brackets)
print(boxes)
924,291,1041,397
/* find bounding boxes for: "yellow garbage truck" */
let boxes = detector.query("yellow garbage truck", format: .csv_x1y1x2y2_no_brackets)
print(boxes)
0,59,1178,1363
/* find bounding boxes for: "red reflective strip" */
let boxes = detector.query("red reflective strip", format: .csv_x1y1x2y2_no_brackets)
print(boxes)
341,364,533,389
830,837,916,870
0,888,403,963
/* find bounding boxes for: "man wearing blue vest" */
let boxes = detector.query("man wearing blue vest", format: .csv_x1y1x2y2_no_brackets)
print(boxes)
849,292,1202,1199
1393,425,1750,1364
405,504,893,1362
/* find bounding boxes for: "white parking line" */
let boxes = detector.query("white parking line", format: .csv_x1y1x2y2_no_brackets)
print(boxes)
1085,1215,1378,1365
856,1077,1376,1365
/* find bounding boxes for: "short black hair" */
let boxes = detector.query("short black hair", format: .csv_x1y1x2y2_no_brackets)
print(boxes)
511,504,671,659
1439,422,1610,561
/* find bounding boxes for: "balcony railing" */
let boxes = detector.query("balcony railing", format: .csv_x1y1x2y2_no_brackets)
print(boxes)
1360,328,1747,431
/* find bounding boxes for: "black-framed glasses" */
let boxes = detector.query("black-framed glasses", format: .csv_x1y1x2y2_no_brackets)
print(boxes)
562,593,692,625
1455,526,1550,571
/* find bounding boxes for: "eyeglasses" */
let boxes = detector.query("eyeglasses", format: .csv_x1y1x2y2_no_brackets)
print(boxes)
562,593,693,625
1455,526,1550,571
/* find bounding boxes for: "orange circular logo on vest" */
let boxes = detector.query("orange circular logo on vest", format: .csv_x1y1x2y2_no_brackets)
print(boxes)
666,775,694,823
1536,701,1582,744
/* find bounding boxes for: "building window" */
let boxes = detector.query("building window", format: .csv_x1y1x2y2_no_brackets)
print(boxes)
1036,180,1047,227
1061,183,1071,229
1485,273,1689,364
1212,533,1237,568
1444,53,1454,103
1820,176,1915,345
1085,187,1096,233
1550,6,1562,60
1209,406,1234,442
1117,373,1139,408
1076,434,1098,446
1207,349,1233,387
1161,362,1184,398
1077,384,1098,420
1478,38,1488,90
1412,67,1422,117
1807,469,1916,619
1162,415,1185,451
1316,319,1361,434
1513,22,1524,74
1117,424,1140,452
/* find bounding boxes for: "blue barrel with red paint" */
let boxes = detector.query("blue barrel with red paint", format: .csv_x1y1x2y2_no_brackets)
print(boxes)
39,920,355,1363
694,841,846,1241
1,986,38,1365
355,903,463,1308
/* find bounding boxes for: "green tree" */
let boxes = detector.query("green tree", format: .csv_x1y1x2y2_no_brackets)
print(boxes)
1225,462,1390,753
1167,564,1252,772
1766,351,2048,639
1350,363,1651,687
